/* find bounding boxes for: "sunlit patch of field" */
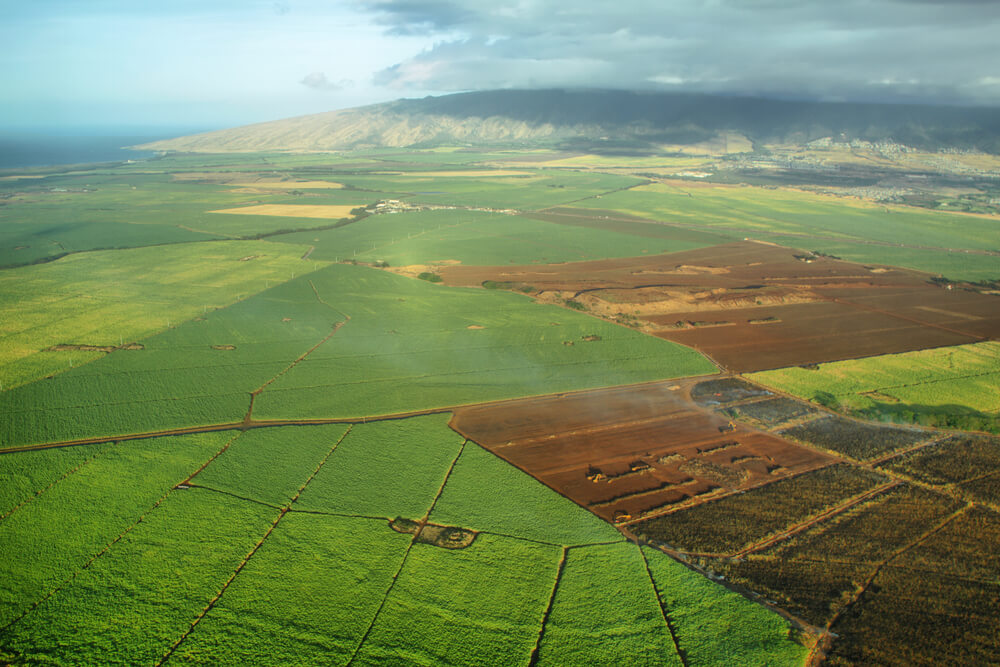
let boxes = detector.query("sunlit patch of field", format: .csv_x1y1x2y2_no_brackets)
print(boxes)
0,240,318,389
209,204,361,219
229,180,344,189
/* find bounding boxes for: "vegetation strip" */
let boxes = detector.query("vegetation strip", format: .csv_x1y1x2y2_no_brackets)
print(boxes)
345,440,469,665
156,507,288,665
638,545,689,667
527,547,568,667
0,446,105,523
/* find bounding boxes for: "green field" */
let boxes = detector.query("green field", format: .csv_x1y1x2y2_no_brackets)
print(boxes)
273,208,711,266
0,240,320,389
749,342,1000,431
6,144,997,664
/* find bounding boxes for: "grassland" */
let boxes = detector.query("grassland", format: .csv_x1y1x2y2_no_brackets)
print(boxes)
0,240,320,389
750,342,1000,432
274,208,711,266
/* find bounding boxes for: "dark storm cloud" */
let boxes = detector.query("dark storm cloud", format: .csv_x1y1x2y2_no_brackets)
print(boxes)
356,0,1000,105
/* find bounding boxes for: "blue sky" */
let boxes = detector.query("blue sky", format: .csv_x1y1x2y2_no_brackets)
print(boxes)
3,1,998,130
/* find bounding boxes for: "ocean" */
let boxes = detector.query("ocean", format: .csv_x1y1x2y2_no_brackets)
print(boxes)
0,127,211,170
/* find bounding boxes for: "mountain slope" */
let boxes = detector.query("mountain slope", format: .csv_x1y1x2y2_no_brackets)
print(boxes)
138,89,1000,154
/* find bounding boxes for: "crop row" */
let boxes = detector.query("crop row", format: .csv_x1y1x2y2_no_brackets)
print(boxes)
634,464,888,554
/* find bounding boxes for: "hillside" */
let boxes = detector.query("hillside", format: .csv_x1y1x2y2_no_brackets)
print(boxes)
137,89,1000,154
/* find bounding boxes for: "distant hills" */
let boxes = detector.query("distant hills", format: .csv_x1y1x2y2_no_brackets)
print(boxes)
138,89,1000,154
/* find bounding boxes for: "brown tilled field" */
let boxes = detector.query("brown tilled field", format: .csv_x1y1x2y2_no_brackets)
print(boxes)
450,378,837,523
648,302,973,372
441,241,997,371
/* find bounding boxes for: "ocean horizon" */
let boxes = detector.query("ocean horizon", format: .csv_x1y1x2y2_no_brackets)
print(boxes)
0,126,213,170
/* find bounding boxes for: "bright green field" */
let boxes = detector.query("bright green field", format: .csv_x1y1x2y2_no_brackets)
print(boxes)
749,342,1000,431
253,263,717,421
569,182,1000,281
0,240,320,389
273,208,711,266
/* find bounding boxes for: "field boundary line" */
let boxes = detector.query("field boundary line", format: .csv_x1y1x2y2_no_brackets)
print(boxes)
637,543,689,667
286,508,391,522
477,529,563,549
867,434,949,466
345,439,468,666
0,445,107,524
527,547,568,667
245,318,347,423
181,484,284,510
731,480,902,558
830,296,985,340
0,432,241,634
3,375,729,455
812,503,972,664
157,507,289,665
288,424,352,505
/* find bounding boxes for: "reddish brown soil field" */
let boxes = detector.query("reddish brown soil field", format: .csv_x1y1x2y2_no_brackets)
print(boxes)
441,241,997,372
450,378,837,523
440,241,927,292
648,302,973,372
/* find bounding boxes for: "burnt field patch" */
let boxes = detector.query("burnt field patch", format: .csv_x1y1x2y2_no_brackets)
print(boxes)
724,397,819,428
780,415,933,462
449,378,837,524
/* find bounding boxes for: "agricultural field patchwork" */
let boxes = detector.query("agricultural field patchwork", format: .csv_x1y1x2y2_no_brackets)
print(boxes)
0,414,805,665
1,146,998,665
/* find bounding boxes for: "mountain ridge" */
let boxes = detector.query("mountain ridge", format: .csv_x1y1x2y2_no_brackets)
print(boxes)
137,89,1000,154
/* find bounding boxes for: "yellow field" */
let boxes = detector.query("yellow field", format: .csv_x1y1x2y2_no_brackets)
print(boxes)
373,170,532,177
230,180,344,189
0,240,321,388
210,204,360,219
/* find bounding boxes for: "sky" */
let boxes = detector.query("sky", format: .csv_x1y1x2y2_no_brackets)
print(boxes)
2,0,998,130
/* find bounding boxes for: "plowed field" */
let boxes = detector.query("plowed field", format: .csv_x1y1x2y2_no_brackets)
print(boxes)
648,302,971,372
450,378,837,523
441,241,997,372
